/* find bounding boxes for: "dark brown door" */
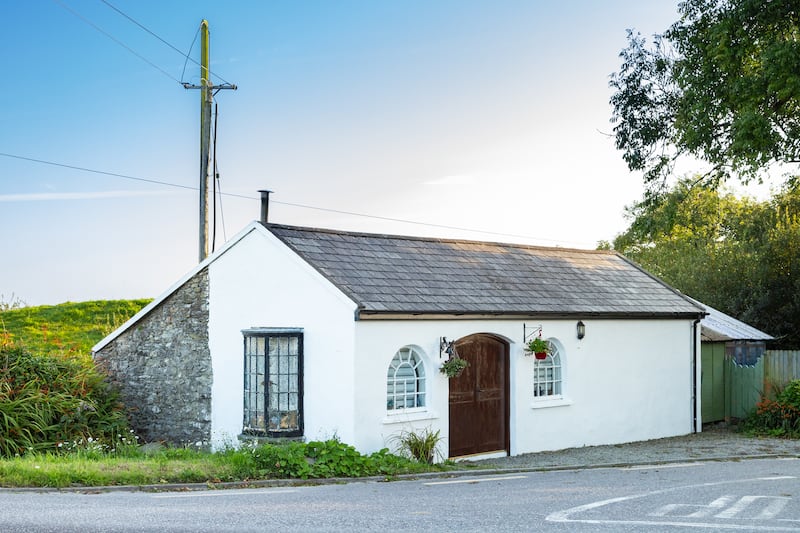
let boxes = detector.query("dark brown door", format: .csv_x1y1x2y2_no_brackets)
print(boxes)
448,334,509,457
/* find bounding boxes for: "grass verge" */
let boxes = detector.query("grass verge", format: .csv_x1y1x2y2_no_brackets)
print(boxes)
0,439,463,489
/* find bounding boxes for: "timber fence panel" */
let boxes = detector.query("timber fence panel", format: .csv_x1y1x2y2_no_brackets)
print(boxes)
764,350,800,394
725,356,764,420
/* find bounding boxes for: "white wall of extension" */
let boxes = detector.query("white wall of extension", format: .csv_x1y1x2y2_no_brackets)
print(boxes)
352,317,696,458
206,225,359,449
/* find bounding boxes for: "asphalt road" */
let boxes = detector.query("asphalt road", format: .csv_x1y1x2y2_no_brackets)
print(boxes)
2,458,800,532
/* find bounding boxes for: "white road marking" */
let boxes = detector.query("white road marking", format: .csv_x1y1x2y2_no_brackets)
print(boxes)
652,495,736,518
424,475,526,486
715,496,791,520
625,462,704,471
152,489,298,498
547,475,799,531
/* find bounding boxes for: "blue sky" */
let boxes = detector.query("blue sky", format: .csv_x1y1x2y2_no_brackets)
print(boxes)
2,0,682,305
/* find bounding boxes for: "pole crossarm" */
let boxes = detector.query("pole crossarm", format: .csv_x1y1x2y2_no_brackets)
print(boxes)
182,82,237,90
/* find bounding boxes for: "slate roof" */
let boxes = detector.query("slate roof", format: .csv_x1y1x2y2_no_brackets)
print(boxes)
267,224,705,319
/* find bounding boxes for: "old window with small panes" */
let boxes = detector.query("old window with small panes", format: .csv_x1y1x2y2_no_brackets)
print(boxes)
242,329,303,437
533,341,562,398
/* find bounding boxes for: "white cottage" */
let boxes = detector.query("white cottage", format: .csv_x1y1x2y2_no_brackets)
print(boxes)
93,209,706,459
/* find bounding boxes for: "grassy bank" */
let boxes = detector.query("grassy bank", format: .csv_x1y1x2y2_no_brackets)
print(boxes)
0,299,151,357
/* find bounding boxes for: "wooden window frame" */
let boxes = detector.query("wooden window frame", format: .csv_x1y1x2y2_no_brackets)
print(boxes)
242,328,304,438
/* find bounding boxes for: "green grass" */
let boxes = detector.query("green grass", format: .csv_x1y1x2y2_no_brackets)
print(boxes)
0,299,151,357
0,440,461,488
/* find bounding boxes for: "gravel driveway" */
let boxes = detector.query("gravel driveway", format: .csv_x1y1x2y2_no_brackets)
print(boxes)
466,425,800,470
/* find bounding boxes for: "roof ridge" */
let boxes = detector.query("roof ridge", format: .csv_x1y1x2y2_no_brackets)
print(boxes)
265,222,612,255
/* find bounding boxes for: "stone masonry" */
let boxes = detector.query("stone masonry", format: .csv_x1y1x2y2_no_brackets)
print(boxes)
94,269,212,446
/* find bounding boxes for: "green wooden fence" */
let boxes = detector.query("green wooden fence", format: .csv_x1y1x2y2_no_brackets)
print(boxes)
725,356,763,420
702,348,800,424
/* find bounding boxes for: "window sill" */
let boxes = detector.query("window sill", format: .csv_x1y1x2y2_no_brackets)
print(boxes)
530,397,573,409
382,410,439,425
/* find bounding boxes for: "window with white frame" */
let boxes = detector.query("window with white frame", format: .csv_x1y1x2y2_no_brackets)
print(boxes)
533,340,562,398
386,347,426,411
242,329,303,437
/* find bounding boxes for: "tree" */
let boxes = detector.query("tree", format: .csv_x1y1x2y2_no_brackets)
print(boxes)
613,179,800,348
610,0,800,195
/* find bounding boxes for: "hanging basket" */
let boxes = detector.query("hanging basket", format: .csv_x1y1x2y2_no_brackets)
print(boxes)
440,357,468,378
526,336,551,359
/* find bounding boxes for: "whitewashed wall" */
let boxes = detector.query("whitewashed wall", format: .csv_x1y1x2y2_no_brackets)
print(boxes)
207,225,358,449
353,318,696,457
203,223,697,456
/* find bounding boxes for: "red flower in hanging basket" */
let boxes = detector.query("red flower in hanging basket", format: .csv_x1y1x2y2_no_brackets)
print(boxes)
526,336,551,359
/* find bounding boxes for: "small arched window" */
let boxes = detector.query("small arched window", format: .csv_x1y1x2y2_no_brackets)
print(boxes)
533,340,562,398
387,347,426,411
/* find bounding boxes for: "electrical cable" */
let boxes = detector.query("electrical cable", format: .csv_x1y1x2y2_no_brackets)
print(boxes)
181,26,201,85
100,0,233,85
217,174,228,243
0,151,588,246
53,0,183,85
212,103,219,252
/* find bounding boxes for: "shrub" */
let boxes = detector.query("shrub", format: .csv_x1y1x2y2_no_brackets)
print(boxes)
245,439,424,479
0,344,129,457
742,379,800,438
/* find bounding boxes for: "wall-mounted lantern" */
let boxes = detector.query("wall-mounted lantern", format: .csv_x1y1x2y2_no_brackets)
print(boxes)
576,320,586,340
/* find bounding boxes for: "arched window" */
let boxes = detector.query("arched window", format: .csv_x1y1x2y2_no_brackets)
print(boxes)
387,347,426,411
533,340,562,398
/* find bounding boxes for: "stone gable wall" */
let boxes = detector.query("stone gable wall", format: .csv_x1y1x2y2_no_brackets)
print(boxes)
94,269,211,445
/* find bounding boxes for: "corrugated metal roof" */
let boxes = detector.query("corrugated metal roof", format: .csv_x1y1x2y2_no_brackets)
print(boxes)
267,224,705,318
689,297,774,341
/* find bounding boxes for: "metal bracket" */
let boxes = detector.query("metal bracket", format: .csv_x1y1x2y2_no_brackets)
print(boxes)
523,323,543,345
440,337,457,359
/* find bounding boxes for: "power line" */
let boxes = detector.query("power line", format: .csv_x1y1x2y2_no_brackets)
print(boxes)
0,151,590,246
53,0,183,85
99,0,233,86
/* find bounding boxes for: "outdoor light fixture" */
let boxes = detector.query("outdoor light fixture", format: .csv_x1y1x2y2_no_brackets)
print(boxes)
576,320,586,340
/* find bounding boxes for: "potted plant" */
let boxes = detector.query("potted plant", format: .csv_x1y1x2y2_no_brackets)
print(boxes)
440,356,468,378
526,337,550,360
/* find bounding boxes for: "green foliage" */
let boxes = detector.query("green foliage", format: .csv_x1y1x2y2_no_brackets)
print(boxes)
777,381,800,408
0,345,129,457
392,428,442,464
614,179,800,348
245,439,426,479
742,380,800,438
526,337,551,355
0,299,151,357
610,0,800,194
440,357,468,378
0,438,453,488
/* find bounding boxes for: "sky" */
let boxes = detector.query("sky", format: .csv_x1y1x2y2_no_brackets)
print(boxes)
2,0,687,306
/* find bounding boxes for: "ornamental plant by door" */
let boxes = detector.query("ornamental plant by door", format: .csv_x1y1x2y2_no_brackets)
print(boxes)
526,337,550,360
440,356,468,378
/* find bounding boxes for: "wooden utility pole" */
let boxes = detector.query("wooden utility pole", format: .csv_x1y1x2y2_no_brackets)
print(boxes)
184,20,236,262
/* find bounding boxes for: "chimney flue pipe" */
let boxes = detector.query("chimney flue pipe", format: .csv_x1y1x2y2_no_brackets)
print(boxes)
259,190,272,224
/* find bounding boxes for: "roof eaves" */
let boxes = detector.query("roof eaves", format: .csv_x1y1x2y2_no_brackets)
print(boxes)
356,309,707,320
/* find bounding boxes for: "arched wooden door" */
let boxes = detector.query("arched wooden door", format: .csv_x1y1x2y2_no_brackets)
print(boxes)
448,334,509,458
